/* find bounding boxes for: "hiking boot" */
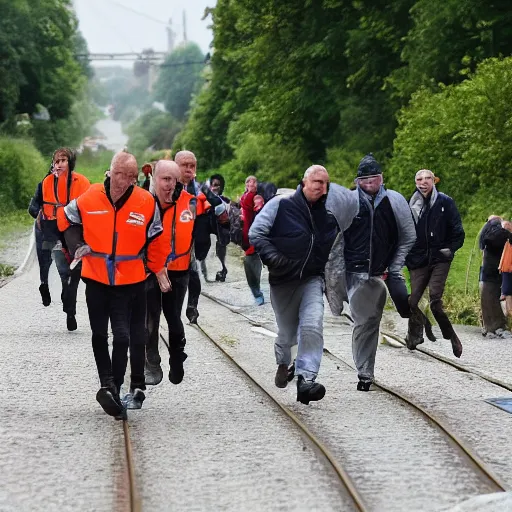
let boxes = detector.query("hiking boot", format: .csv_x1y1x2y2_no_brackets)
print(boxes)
357,379,372,392
66,314,77,331
255,295,264,306
186,306,199,324
296,375,326,405
96,386,125,419
215,269,227,282
450,333,463,358
122,389,145,410
39,283,51,307
145,363,163,386
495,328,512,339
275,364,289,388
169,352,188,385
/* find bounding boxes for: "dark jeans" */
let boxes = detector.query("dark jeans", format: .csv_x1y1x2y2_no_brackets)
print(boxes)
85,280,146,392
409,262,454,339
244,253,263,299
146,272,189,366
216,240,227,271
187,259,201,309
35,222,80,315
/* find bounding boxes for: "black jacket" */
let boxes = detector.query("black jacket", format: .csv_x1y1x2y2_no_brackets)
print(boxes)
249,187,339,285
406,190,465,270
479,219,512,283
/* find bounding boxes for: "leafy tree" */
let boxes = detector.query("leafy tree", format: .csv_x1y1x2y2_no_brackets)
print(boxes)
154,43,205,121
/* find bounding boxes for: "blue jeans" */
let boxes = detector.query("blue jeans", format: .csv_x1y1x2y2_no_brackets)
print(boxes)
270,276,324,380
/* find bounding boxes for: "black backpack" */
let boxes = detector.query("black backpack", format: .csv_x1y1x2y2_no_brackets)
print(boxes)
257,182,277,203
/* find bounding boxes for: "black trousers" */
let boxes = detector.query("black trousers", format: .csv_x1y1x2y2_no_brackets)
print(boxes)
187,260,201,309
85,280,146,391
146,272,189,366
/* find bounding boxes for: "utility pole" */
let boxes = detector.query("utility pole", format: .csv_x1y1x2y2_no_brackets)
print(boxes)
166,18,176,54
182,10,187,43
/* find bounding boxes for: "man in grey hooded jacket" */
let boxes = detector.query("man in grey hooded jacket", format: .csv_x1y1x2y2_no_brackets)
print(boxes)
328,154,416,391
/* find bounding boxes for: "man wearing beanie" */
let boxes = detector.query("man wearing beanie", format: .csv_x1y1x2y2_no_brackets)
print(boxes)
343,154,416,391
406,169,465,357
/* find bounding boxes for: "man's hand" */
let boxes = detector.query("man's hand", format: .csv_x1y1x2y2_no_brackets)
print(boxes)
155,267,172,293
70,244,91,270
439,248,452,258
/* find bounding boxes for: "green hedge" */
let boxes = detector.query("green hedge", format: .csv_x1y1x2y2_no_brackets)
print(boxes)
0,137,46,214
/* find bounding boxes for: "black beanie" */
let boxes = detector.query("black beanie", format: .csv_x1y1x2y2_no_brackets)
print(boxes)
357,153,382,178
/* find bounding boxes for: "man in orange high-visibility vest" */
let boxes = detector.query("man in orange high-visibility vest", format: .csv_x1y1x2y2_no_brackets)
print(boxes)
144,160,198,386
28,148,90,331
62,151,169,418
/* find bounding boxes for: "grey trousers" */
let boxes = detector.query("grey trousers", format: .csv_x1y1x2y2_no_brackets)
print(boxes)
347,274,388,382
270,276,324,381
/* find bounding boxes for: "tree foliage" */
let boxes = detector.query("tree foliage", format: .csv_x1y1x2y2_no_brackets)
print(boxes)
154,43,205,121
175,0,512,192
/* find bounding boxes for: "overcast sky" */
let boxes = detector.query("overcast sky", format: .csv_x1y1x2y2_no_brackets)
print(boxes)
73,0,215,64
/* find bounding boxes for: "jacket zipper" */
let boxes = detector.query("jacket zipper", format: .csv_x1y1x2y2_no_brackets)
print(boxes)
368,196,374,278
299,203,315,279
111,205,118,285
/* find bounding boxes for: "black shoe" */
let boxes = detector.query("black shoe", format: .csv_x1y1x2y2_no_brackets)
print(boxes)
145,363,163,386
296,375,326,405
122,389,145,410
39,283,51,307
66,314,77,331
169,352,188,384
424,316,437,342
450,333,463,358
186,306,199,324
96,386,125,418
275,364,289,388
357,379,372,392
215,269,227,282
287,361,295,382
405,334,424,350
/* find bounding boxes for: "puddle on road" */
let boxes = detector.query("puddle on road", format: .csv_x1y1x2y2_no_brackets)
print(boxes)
485,397,512,414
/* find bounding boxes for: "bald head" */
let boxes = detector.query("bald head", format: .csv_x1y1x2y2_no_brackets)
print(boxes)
302,165,329,203
154,159,180,179
175,150,197,185
153,159,181,204
109,151,138,202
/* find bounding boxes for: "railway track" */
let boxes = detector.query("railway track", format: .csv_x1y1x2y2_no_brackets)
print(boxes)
159,329,369,511
121,419,141,512
198,290,509,501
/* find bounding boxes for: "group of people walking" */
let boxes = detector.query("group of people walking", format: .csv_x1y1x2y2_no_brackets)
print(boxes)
30,146,506,415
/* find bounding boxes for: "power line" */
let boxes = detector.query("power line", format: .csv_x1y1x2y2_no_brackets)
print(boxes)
102,0,168,25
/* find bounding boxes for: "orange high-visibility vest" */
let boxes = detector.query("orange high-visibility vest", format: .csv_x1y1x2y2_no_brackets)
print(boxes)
160,190,197,272
77,184,159,286
42,171,90,220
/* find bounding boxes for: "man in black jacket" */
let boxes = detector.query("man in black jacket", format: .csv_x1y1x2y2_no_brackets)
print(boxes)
406,169,465,357
479,215,512,338
249,165,341,404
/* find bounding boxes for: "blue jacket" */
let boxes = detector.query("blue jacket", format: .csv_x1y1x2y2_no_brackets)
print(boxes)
249,186,339,285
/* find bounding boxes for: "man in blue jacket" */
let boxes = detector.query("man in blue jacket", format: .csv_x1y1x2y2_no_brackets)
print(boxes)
249,165,350,404
406,169,465,357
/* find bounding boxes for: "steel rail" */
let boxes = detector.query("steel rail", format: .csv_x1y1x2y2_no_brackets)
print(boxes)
199,291,509,494
122,420,141,512
159,329,369,512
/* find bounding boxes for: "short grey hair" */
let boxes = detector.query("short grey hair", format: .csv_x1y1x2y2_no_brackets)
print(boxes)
153,159,180,178
303,165,327,180
174,150,196,164
110,151,138,175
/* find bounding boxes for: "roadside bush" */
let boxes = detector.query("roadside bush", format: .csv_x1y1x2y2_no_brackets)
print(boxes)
0,137,46,214
387,57,512,213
